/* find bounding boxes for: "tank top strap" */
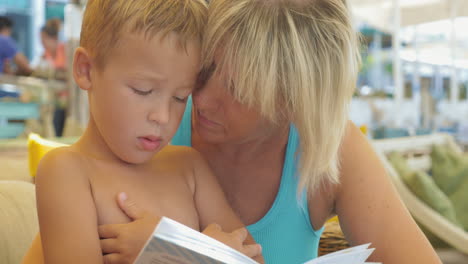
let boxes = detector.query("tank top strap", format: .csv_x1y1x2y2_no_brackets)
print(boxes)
171,96,193,147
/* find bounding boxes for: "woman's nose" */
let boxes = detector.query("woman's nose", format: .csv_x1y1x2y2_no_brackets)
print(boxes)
192,76,221,111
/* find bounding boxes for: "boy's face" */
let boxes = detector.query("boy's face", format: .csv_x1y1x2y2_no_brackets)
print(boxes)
88,32,200,164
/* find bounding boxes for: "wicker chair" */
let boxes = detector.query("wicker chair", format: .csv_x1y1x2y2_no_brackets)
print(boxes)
318,219,350,256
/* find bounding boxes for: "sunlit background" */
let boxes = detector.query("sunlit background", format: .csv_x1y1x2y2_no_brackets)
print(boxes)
0,1,467,264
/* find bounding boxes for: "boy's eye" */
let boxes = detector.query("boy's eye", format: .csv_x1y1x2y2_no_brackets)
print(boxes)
173,96,187,103
131,87,152,96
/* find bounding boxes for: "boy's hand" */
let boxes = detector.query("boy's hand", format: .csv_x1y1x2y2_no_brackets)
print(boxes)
99,192,160,264
202,224,263,259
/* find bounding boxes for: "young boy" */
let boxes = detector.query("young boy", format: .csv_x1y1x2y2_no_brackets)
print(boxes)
31,0,262,263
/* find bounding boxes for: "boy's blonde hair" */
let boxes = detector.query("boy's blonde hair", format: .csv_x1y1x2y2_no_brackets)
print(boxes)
203,0,361,194
80,0,207,68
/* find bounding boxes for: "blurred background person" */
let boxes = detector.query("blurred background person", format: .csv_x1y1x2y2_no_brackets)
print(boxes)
40,18,66,72
39,18,68,137
0,16,33,76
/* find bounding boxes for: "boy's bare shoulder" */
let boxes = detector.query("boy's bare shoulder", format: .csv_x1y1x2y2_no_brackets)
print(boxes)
155,145,204,164
36,146,89,183
39,146,83,168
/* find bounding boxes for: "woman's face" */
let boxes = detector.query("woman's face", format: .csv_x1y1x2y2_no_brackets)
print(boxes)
40,31,57,52
192,66,276,145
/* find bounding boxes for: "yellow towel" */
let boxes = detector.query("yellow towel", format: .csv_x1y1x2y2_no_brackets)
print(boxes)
28,133,66,178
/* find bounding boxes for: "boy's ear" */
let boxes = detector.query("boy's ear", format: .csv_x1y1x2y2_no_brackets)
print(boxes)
73,47,93,91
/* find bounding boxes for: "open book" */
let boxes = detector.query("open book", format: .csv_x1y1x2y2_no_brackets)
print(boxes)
134,217,379,264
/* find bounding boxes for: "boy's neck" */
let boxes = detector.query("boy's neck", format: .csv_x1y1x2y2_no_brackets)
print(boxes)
75,117,127,164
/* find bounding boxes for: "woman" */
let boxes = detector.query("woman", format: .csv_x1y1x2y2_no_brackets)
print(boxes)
24,0,442,263
40,18,66,71
40,18,68,137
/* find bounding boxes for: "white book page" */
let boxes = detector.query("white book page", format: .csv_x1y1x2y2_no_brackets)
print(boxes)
134,217,258,264
304,244,375,264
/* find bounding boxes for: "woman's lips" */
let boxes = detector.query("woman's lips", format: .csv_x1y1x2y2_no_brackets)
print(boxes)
138,136,162,151
197,111,220,128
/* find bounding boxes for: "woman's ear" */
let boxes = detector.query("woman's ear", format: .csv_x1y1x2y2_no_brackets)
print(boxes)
73,47,93,91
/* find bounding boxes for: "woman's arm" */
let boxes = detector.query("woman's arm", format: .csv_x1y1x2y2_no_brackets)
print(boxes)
36,148,102,264
335,122,441,264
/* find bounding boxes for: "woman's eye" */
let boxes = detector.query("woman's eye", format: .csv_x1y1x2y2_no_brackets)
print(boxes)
131,88,152,96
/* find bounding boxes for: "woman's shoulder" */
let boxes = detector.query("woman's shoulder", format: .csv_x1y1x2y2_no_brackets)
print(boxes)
308,122,373,220
339,121,376,173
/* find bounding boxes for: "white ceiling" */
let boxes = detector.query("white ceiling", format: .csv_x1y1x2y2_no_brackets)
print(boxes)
349,0,468,31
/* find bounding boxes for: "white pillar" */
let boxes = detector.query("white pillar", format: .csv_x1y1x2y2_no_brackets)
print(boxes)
370,32,383,91
393,0,403,104
450,0,459,104
31,0,45,62
412,25,421,127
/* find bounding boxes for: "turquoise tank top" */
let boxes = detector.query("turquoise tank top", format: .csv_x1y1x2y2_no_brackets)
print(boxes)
172,98,324,264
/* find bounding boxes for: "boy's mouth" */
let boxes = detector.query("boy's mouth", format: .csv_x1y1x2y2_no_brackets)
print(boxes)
138,136,163,151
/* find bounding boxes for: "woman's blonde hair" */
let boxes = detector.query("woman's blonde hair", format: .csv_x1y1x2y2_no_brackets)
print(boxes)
80,0,207,68
203,0,361,194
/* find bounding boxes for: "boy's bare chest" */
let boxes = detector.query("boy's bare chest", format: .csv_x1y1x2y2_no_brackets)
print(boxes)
84,162,199,230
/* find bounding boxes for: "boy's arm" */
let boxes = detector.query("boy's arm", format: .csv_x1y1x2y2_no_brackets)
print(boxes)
189,150,264,262
36,148,103,264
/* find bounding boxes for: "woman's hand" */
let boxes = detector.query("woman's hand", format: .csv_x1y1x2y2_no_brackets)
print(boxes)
202,224,262,260
99,193,160,264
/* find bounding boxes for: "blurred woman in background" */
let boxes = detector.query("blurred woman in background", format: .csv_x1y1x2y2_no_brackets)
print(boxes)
40,18,66,71
40,18,68,137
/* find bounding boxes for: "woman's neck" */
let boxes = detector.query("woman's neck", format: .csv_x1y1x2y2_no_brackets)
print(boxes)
193,123,290,165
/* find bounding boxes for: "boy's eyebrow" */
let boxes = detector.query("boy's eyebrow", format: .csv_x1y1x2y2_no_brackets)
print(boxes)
131,71,167,82
177,85,195,93
130,74,196,92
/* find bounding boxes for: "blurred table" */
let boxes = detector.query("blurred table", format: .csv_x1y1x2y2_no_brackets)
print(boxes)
0,75,66,138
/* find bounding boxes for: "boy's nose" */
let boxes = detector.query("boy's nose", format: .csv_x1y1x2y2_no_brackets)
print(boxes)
148,102,170,125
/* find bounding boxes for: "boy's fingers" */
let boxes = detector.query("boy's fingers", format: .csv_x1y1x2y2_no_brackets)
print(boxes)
242,244,263,258
100,238,120,254
102,253,121,264
203,223,222,234
231,227,248,242
117,192,145,220
98,224,121,239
